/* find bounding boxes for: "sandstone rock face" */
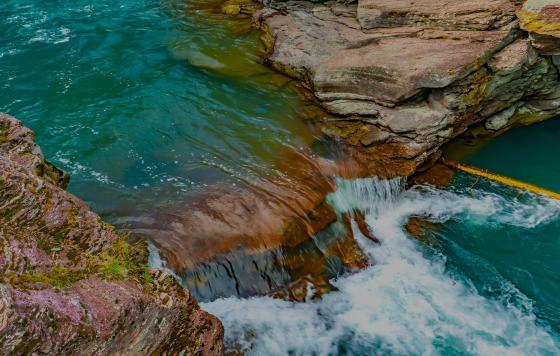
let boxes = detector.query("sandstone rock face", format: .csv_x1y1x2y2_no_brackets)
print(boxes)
518,0,560,55
357,0,516,31
255,0,560,176
0,114,223,355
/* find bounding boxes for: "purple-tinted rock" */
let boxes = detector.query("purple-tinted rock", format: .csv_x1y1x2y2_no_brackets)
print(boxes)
0,114,223,355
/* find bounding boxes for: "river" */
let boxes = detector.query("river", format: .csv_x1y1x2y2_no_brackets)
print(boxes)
2,0,559,354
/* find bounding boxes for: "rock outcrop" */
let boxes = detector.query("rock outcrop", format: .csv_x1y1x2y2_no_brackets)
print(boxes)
0,114,223,355
518,0,560,55
131,148,372,300
254,0,560,176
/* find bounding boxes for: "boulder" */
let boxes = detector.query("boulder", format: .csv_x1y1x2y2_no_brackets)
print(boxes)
357,0,516,31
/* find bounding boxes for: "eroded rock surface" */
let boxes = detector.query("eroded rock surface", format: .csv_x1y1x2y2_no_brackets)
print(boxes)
139,0,560,302
0,114,223,355
518,0,560,55
254,0,560,177
357,0,517,31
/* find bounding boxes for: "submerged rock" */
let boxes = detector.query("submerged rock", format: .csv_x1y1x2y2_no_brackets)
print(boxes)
185,50,226,70
127,147,377,301
138,149,337,271
0,114,223,355
122,0,559,305
254,0,560,177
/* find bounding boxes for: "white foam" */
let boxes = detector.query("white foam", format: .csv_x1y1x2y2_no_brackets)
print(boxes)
204,178,560,355
55,153,115,186
147,242,180,281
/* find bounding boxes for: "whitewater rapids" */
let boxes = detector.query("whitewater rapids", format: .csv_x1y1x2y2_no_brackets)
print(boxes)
203,177,560,355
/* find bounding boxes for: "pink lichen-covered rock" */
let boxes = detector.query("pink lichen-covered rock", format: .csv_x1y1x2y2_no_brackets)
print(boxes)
0,114,223,355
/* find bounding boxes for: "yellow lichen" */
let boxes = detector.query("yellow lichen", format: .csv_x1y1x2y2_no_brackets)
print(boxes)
221,4,240,15
517,9,560,37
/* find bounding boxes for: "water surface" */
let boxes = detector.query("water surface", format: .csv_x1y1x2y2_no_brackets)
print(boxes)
1,0,314,220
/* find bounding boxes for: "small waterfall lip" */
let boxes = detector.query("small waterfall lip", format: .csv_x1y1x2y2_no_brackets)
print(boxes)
147,242,181,281
204,176,560,355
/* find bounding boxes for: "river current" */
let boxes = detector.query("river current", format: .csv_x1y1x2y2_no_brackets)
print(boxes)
2,0,560,355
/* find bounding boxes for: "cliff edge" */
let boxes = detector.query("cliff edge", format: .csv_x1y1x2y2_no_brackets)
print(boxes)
0,113,223,355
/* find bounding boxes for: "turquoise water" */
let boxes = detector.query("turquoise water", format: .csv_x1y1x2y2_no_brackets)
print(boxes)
3,0,560,354
0,0,312,220
443,120,560,333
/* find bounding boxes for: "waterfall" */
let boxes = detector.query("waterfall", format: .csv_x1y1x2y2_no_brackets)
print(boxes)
203,177,560,355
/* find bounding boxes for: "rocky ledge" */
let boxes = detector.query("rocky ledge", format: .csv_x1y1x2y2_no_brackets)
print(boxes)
0,114,223,355
254,0,560,176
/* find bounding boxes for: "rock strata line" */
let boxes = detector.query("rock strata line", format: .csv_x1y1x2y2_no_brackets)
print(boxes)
254,0,560,177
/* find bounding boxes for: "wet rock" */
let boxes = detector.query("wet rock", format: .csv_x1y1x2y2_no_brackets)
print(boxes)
221,0,260,15
405,217,440,245
254,0,560,177
0,114,223,355
141,149,337,272
342,211,379,243
159,211,368,301
409,163,455,188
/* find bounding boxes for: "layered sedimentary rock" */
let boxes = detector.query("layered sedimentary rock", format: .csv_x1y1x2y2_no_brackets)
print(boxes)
357,0,518,31
144,149,336,272
0,114,223,355
254,0,560,176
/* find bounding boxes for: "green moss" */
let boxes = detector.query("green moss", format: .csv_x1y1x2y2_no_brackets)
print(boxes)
179,308,191,321
33,160,68,188
99,255,129,279
53,227,70,247
2,235,154,292
75,325,96,343
5,265,90,288
142,270,154,285
0,122,8,144
12,335,41,355
2,207,19,220
96,237,152,284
